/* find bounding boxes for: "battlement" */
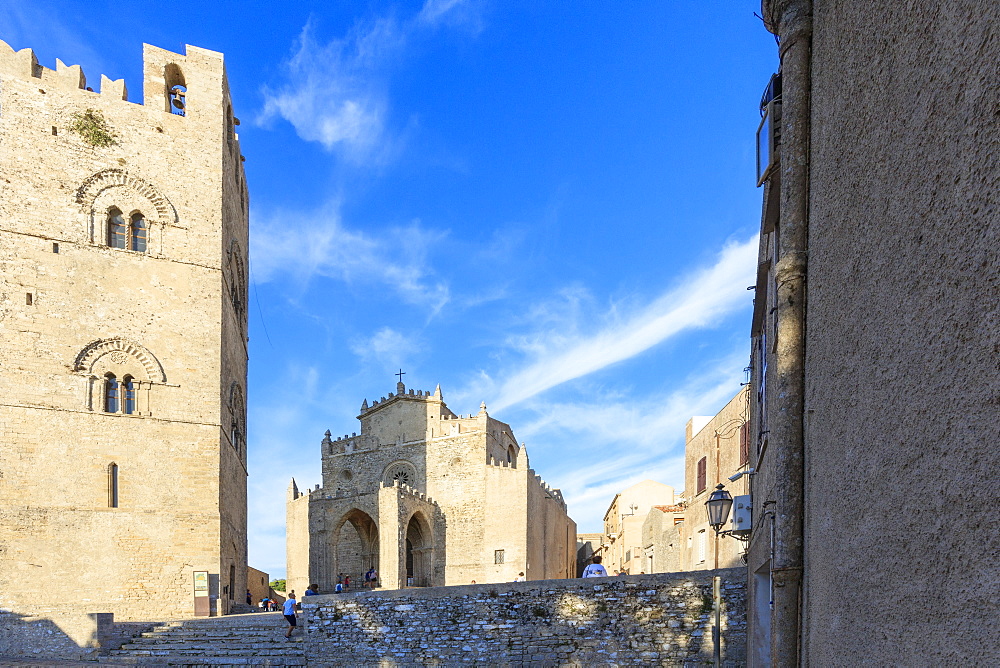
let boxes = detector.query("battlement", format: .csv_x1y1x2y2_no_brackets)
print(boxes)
0,39,232,119
531,471,567,509
385,478,438,506
359,382,451,416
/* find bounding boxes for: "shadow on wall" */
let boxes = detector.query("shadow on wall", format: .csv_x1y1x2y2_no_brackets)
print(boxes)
0,610,116,660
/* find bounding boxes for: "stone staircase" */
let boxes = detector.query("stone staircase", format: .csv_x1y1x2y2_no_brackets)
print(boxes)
98,612,306,666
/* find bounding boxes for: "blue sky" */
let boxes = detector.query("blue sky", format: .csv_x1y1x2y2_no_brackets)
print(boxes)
2,1,776,577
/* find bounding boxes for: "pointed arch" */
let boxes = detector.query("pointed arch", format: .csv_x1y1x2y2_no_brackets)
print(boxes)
75,168,177,224
404,511,434,587
74,337,166,383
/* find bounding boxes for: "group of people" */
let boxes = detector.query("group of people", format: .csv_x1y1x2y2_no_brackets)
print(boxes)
245,589,282,612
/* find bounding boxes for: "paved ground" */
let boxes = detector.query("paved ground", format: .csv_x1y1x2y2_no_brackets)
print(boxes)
0,659,119,667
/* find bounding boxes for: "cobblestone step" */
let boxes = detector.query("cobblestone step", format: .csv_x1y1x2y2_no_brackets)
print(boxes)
104,613,306,666
97,657,306,666
114,643,303,653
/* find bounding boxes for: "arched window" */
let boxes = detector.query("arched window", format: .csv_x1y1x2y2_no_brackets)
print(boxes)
107,208,127,249
130,214,147,253
104,373,119,413
123,376,136,415
230,383,245,454
165,64,187,116
108,462,119,508
229,245,247,321
507,445,517,468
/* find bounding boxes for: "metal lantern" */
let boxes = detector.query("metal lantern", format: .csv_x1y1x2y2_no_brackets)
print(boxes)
705,484,734,532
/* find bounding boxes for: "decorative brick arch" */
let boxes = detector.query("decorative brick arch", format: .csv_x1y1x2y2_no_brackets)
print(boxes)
75,168,177,223
74,337,166,383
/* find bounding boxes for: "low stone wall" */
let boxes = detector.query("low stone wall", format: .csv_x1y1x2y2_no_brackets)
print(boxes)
0,610,114,661
303,568,746,667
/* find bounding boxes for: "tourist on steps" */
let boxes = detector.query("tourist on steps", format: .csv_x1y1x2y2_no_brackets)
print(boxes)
581,556,608,578
283,593,298,639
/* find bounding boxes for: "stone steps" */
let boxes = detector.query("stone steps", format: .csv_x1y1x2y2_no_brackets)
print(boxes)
100,612,306,667
99,658,306,666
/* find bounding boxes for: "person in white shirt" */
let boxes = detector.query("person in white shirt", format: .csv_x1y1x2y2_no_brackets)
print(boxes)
514,572,525,582
581,555,608,578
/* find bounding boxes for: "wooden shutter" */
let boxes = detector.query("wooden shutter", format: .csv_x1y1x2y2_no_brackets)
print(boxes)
739,421,750,466
697,457,707,494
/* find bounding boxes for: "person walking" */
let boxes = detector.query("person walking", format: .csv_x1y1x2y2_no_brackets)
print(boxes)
582,556,608,578
283,593,298,639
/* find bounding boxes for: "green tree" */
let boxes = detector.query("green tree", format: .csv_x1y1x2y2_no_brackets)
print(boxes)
269,579,286,592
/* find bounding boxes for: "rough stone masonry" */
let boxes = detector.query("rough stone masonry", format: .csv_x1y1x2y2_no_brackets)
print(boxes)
302,569,746,667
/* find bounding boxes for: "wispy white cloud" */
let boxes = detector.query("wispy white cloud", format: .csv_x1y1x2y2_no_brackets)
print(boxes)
350,327,419,372
417,0,482,30
259,18,398,161
250,201,450,311
513,347,748,532
488,236,758,411
260,0,480,161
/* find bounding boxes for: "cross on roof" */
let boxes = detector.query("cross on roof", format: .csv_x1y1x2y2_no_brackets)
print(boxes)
396,369,406,383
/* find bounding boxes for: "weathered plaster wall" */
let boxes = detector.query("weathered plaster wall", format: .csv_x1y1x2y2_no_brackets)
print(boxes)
678,388,749,572
303,570,746,667
801,1,1000,663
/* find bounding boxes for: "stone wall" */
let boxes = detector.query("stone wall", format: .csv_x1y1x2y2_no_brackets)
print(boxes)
302,569,745,667
0,611,114,661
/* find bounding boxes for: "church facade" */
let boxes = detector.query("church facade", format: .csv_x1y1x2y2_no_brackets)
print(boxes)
287,382,576,593
0,39,248,622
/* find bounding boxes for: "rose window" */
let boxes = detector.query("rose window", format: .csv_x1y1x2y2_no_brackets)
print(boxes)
384,461,416,487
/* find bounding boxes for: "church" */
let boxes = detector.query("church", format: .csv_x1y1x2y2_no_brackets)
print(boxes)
286,380,576,593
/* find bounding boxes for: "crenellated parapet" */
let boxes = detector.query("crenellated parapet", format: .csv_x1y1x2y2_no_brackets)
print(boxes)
530,470,568,510
385,478,439,507
0,38,237,124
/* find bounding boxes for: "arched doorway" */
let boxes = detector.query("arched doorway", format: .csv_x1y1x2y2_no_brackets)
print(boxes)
333,509,379,589
404,513,433,587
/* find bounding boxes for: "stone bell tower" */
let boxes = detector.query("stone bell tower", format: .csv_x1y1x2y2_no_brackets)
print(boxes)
0,39,248,622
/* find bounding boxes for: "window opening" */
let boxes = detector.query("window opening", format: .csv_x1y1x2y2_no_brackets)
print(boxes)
169,85,187,115
123,376,136,415
104,373,119,413
51,126,57,135
130,214,147,253
25,293,33,306
739,421,750,466
165,63,187,116
108,462,119,508
696,456,707,495
107,208,127,248
494,549,505,565
52,243,59,253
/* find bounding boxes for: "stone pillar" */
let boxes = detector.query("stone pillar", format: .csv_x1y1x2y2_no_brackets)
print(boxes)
378,485,403,589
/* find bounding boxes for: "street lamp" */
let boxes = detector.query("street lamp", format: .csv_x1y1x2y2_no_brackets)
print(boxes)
705,483,734,668
706,484,734,535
